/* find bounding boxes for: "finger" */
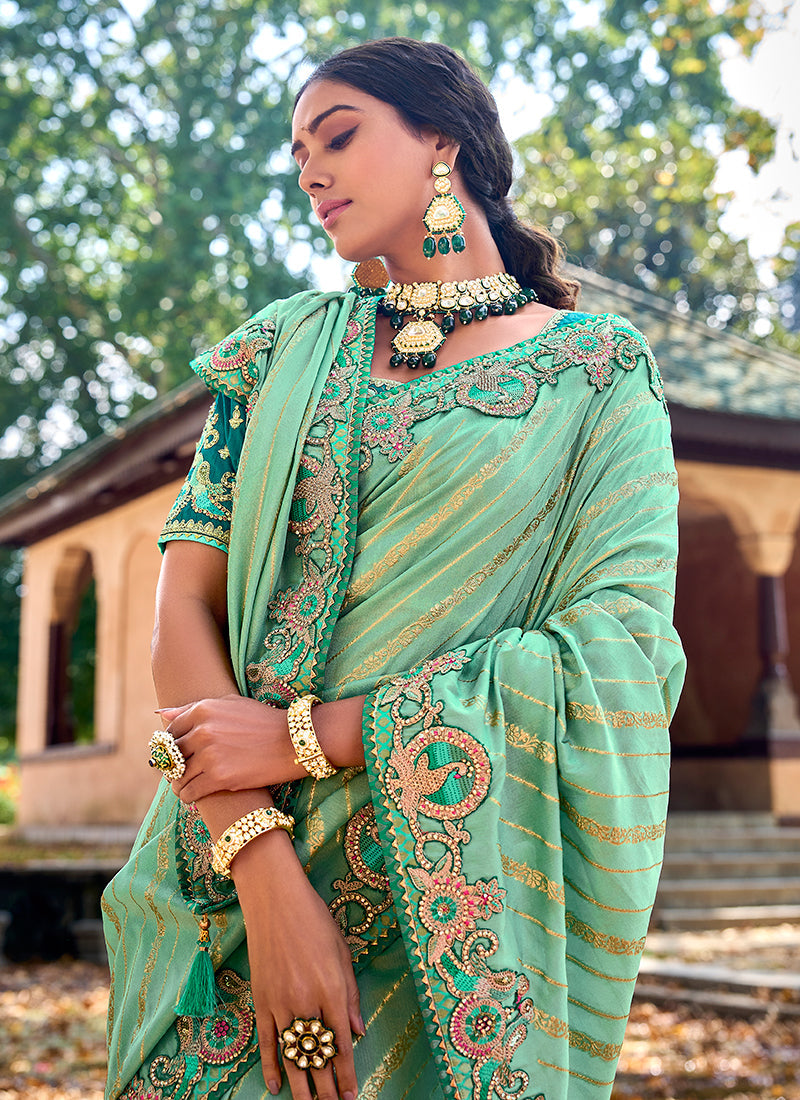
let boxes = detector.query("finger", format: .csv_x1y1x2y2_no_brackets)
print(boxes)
309,1064,340,1100
257,1014,283,1097
283,1061,314,1100
156,703,192,722
174,774,217,804
328,1010,358,1100
345,969,364,1040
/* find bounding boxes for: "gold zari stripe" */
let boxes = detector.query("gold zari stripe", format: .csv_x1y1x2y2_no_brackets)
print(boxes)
532,1008,622,1062
561,797,667,845
501,852,566,904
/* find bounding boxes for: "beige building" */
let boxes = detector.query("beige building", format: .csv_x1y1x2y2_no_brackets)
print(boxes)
1,271,799,829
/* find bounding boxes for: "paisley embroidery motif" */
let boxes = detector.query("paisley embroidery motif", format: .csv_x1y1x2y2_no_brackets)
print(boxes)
245,309,369,704
176,802,237,911
329,803,397,962
191,313,276,399
373,652,542,1099
360,312,656,468
118,970,259,1099
160,407,237,548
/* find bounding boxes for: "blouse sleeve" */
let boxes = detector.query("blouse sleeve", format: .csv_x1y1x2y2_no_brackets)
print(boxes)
159,393,247,553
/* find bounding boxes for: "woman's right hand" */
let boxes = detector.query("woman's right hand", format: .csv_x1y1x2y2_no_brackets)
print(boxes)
232,828,363,1100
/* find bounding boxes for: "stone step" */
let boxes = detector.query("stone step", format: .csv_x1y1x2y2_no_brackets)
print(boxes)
666,812,776,828
651,903,800,931
664,826,800,854
660,851,800,880
638,955,800,996
653,876,800,909
633,980,800,1017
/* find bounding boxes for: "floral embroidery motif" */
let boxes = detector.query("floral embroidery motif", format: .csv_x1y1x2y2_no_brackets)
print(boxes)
118,970,259,1099
374,652,542,1099
245,308,368,703
360,313,655,468
191,314,276,398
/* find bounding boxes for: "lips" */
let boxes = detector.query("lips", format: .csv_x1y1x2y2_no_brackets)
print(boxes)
316,199,351,229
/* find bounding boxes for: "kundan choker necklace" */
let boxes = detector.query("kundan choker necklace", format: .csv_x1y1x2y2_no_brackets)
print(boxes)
353,265,539,370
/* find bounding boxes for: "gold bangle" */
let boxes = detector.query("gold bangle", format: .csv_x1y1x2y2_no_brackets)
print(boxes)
287,694,338,781
211,807,295,877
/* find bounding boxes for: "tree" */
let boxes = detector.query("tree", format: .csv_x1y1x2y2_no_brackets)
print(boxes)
0,0,788,478
0,0,792,747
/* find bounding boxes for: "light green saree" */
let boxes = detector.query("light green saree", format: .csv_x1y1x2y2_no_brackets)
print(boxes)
103,289,685,1100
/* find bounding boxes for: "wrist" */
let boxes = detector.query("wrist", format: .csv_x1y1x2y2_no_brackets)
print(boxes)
230,825,300,882
313,695,367,769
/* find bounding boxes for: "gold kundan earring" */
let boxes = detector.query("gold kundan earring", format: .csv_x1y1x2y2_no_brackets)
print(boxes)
422,161,466,258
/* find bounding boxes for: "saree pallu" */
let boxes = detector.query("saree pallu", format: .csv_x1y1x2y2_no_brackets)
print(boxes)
103,290,685,1100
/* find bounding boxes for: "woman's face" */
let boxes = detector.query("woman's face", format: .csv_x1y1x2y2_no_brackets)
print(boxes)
291,79,452,264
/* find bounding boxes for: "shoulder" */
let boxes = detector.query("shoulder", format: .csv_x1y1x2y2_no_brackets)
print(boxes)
190,290,353,400
536,310,664,404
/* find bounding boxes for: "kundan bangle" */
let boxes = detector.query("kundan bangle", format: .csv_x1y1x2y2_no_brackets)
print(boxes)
287,694,338,780
211,807,295,877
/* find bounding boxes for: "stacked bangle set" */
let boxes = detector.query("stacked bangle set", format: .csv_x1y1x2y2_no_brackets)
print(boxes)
210,694,337,877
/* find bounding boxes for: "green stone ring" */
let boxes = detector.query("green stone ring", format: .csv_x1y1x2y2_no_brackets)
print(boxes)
148,730,186,782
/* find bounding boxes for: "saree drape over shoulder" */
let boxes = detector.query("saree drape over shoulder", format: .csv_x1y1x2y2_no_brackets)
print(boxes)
103,289,685,1100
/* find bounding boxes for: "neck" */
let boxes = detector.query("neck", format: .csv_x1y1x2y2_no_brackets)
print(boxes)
382,208,506,286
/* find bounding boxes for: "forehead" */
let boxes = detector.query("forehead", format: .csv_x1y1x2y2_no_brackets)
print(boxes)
291,79,396,139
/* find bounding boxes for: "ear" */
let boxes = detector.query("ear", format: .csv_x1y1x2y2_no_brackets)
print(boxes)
419,126,461,172
434,133,461,172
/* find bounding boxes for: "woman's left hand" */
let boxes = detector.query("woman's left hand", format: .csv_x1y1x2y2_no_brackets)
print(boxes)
160,694,306,803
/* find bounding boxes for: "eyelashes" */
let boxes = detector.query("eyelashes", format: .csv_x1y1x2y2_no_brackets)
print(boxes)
293,124,358,171
327,126,357,151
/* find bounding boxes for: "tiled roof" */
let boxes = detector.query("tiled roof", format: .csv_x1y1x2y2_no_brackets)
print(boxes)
574,267,800,421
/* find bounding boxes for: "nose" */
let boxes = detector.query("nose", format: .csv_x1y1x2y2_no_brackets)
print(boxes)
298,155,332,196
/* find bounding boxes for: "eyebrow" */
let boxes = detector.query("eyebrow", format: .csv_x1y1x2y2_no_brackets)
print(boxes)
290,105,362,157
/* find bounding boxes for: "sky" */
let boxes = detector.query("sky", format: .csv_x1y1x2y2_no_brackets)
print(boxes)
714,0,800,261
494,0,800,268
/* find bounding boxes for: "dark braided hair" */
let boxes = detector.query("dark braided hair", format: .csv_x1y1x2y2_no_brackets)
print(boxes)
297,37,579,310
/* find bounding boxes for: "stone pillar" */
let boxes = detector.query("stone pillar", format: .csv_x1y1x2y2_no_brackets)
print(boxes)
747,572,800,744
676,461,800,820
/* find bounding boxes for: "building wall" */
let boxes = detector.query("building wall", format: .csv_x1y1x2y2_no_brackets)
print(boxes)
16,481,183,826
13,461,800,826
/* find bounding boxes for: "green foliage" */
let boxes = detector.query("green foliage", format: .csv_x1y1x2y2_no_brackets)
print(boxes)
0,0,795,750
0,790,15,825
0,0,787,476
68,575,97,745
515,117,769,335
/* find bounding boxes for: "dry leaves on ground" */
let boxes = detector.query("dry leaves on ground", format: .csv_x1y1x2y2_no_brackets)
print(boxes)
1,960,799,1099
613,1000,800,1100
0,960,108,1100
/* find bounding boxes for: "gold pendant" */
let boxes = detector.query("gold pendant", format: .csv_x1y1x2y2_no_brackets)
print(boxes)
391,319,445,356
423,193,465,236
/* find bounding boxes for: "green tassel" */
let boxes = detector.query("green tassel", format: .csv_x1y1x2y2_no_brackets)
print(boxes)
175,916,218,1017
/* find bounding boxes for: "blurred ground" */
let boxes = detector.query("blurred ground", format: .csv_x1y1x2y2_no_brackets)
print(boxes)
0,930,799,1099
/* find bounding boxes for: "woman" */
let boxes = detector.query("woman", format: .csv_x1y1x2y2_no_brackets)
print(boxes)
103,36,685,1100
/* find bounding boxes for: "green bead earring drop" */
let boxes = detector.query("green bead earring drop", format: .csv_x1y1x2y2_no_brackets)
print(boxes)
422,161,466,258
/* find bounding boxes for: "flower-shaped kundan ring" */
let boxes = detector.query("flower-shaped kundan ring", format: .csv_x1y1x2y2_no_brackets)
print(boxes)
148,730,186,782
280,1016,337,1071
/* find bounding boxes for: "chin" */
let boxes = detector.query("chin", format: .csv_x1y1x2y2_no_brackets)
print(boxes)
332,242,380,264
329,230,388,265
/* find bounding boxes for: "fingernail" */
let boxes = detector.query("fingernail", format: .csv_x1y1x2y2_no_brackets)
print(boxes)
268,1081,280,1096
344,1092,356,1100
358,1014,366,1035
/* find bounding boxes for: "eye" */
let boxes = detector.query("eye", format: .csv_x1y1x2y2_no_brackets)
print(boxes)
328,126,357,151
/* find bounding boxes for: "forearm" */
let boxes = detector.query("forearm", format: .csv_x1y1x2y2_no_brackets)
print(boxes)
152,547,270,837
152,544,366,833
